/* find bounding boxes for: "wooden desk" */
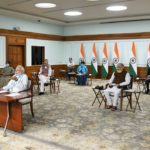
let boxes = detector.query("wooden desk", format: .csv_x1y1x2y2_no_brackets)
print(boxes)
0,92,31,136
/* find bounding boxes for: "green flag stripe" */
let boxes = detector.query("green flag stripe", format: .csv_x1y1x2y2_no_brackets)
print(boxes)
112,64,116,73
91,62,98,76
129,64,136,77
101,65,108,78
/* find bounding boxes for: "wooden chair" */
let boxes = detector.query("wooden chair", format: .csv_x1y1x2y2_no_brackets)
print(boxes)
31,72,39,93
119,76,134,111
87,74,93,86
49,78,60,94
48,70,60,94
92,76,133,111
59,69,67,80
18,78,34,117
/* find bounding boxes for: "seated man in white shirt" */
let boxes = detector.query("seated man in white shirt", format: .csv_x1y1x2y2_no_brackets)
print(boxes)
38,59,52,95
2,65,28,93
67,57,75,80
104,63,131,111
145,67,150,94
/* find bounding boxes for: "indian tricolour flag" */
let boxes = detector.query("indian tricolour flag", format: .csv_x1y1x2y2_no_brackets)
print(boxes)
112,42,120,72
102,42,108,78
129,42,137,77
147,44,150,70
79,43,85,63
91,43,98,76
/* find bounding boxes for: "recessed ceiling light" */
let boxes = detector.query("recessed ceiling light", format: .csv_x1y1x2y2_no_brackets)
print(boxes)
106,5,127,11
35,3,56,8
64,11,82,16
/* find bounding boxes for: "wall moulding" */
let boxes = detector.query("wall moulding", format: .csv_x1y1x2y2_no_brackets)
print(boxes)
1,29,150,41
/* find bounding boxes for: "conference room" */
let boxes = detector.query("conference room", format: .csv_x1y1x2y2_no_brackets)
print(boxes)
0,0,150,150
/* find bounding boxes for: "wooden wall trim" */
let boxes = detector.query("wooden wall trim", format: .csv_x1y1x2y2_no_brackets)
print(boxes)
25,65,147,79
0,29,65,41
64,32,150,41
1,29,150,41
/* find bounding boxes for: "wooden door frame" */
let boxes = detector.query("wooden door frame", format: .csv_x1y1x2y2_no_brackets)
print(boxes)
6,35,26,67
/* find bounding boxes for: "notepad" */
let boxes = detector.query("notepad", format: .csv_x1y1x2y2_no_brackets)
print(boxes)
6,93,21,97
0,90,8,94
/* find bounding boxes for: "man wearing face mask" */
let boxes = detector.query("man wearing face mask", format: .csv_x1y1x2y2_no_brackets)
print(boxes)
104,63,131,111
0,61,15,88
2,65,28,93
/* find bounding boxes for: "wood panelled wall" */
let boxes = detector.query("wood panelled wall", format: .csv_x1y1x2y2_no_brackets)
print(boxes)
25,65,147,79
25,65,67,78
0,29,150,78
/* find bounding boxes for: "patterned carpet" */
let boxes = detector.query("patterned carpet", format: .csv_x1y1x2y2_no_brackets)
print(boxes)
0,79,150,150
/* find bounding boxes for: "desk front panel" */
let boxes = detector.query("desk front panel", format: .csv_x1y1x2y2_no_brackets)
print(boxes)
0,102,23,132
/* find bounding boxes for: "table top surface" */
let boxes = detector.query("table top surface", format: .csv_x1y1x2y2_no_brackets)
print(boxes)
0,91,32,103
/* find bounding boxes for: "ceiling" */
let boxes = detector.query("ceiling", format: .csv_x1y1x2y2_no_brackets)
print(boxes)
0,0,150,25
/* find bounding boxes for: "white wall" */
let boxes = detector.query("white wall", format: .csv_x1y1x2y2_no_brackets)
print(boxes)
26,39,64,66
64,39,150,67
64,20,150,35
1,15,150,67
0,15,63,35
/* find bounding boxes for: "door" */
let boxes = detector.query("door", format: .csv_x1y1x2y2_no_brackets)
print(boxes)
8,45,25,68
32,46,45,65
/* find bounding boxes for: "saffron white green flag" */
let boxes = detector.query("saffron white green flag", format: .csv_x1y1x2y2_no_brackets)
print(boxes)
91,43,98,76
102,43,108,78
79,43,85,63
112,42,120,72
129,42,137,77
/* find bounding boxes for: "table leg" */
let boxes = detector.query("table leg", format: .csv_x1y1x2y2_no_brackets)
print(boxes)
133,92,141,112
3,103,10,137
92,89,101,106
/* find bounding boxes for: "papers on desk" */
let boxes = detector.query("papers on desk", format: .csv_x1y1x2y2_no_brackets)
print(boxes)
0,90,8,94
124,89,135,93
111,83,117,86
6,93,22,97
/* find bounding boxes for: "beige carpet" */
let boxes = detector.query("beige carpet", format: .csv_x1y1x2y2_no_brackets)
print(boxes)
0,79,150,150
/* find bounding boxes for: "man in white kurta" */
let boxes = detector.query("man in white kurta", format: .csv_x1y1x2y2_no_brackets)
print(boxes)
38,59,52,95
2,65,28,93
104,63,131,111
67,57,75,80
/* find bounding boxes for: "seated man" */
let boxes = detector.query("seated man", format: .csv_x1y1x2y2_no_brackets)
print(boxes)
67,57,75,80
104,63,131,111
145,67,150,94
0,61,15,88
2,65,28,93
76,60,88,85
38,59,52,95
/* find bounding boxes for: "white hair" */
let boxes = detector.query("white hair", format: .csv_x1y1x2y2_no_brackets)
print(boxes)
16,65,25,73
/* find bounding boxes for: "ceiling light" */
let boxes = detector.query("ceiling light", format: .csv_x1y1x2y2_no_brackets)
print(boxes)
64,11,82,16
106,5,127,11
35,3,56,8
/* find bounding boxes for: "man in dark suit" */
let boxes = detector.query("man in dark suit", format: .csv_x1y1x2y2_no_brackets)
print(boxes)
145,67,150,94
